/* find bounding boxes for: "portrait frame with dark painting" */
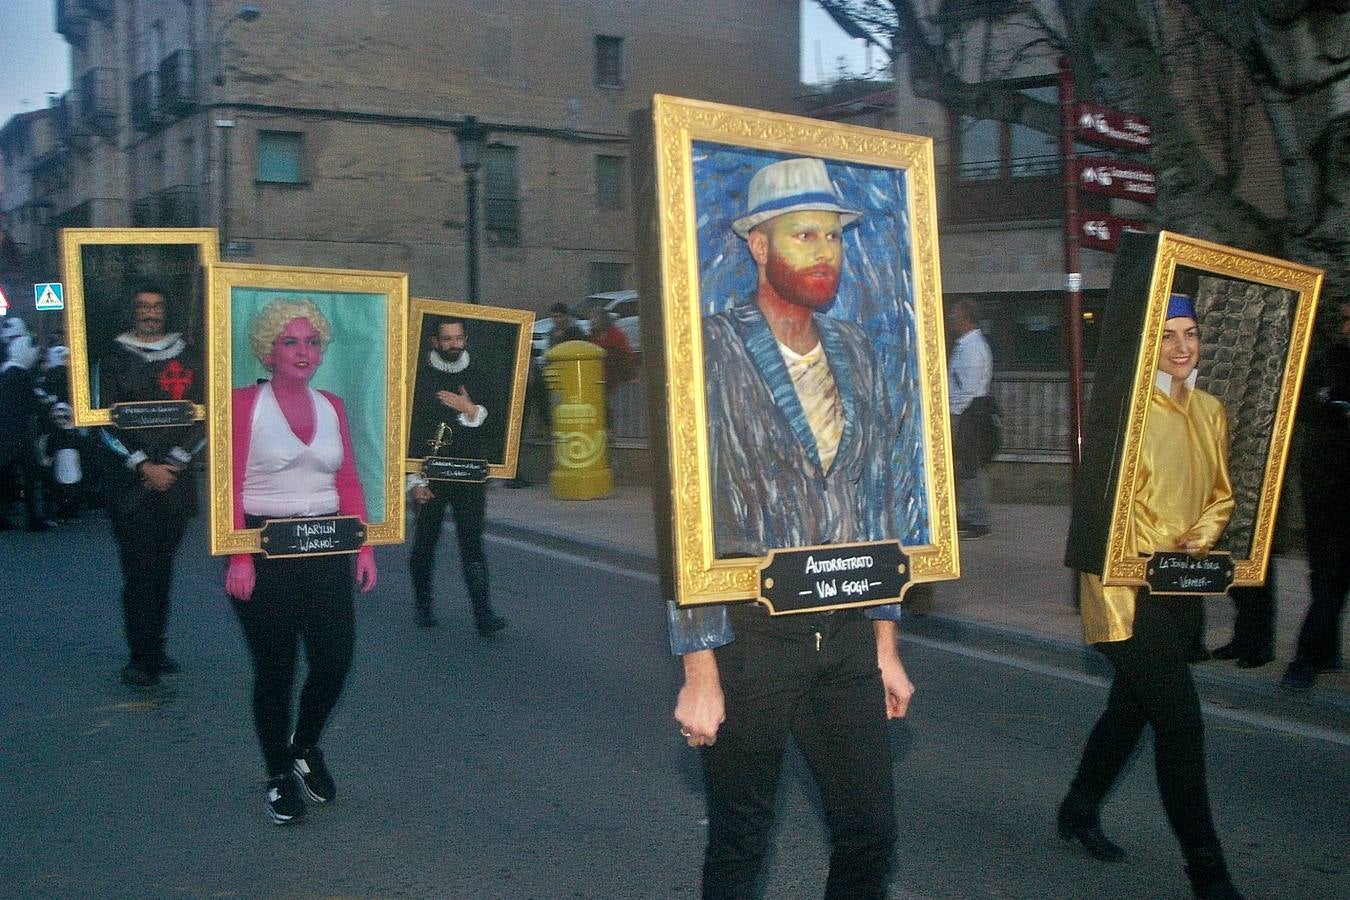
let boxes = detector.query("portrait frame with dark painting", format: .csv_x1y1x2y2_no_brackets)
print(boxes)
403,298,534,480
638,94,957,612
59,227,218,427
1066,231,1323,589
205,262,408,555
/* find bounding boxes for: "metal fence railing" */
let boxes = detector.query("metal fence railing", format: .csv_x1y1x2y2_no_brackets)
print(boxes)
529,368,1083,464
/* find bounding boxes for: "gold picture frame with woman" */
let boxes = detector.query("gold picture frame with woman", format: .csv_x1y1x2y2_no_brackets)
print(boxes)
638,94,958,613
403,298,535,481
59,227,218,428
206,262,408,556
1067,230,1323,594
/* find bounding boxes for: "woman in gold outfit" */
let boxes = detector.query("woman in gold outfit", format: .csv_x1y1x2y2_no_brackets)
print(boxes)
1058,293,1244,900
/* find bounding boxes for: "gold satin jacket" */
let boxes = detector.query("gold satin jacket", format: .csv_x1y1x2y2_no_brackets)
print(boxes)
1080,383,1234,643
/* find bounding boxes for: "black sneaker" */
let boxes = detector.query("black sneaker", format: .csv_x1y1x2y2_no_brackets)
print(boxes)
120,664,159,687
1280,658,1317,693
265,774,306,825
292,747,336,803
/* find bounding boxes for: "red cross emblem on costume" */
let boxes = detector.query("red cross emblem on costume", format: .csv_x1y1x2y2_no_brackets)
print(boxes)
157,359,195,401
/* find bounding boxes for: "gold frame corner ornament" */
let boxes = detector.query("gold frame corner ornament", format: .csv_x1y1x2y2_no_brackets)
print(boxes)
648,95,958,610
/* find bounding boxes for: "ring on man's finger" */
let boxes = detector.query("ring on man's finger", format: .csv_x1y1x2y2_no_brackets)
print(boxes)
680,727,692,738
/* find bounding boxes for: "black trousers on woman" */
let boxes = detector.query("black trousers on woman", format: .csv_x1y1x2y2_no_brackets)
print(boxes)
233,549,355,778
1067,590,1219,852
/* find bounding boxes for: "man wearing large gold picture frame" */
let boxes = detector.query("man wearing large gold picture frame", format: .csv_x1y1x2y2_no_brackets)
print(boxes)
670,157,914,897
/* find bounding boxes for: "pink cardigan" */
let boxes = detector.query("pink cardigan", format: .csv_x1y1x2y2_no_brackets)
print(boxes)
231,383,369,531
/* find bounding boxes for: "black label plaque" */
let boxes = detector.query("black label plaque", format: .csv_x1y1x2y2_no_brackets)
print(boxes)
759,541,909,614
259,516,366,558
109,400,197,429
422,456,488,482
1146,551,1234,595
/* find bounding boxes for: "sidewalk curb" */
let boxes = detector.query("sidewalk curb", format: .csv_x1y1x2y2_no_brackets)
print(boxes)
487,515,1350,731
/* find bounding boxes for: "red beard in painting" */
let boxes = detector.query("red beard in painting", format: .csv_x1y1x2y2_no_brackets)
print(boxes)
764,250,840,311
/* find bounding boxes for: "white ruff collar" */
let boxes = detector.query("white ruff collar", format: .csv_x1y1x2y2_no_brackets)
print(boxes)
428,349,469,374
115,332,186,362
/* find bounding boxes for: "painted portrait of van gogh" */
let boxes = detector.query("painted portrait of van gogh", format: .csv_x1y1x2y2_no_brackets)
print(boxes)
692,143,930,555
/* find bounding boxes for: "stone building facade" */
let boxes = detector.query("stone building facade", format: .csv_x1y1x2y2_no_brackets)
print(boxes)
3,0,801,310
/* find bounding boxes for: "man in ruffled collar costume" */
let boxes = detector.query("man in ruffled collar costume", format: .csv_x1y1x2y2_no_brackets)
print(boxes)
99,285,204,687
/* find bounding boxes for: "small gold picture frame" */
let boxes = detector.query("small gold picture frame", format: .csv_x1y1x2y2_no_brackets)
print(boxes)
404,298,534,480
59,227,218,427
1070,231,1322,588
206,262,408,555
641,95,958,611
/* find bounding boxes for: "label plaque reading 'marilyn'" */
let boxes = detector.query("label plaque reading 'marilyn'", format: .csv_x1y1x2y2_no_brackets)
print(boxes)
110,400,196,428
759,541,909,614
1146,551,1234,595
259,516,365,558
423,457,488,483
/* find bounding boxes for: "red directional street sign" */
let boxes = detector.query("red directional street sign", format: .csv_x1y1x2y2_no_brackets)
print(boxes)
1075,102,1152,152
1077,156,1157,202
1080,215,1149,253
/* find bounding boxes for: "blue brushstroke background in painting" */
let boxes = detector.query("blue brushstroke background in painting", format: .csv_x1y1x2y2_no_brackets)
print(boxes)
693,142,929,545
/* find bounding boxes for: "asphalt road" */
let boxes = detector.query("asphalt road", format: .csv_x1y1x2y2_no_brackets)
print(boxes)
1,512,1345,898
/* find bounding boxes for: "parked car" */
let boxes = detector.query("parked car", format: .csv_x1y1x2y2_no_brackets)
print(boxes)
531,290,641,362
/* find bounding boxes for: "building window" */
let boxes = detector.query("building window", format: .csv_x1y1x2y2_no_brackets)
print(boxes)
596,155,626,210
257,130,303,183
588,262,628,294
483,143,520,246
594,35,625,88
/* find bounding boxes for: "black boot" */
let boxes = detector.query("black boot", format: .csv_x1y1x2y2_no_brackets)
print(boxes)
466,561,506,636
1184,844,1243,899
1057,792,1125,862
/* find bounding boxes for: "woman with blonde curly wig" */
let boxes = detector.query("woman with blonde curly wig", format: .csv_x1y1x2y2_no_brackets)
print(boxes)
226,297,376,826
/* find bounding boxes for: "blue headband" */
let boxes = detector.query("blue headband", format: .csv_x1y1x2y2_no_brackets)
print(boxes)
1167,293,1196,321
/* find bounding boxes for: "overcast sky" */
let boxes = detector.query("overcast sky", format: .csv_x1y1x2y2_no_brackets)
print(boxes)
0,0,870,125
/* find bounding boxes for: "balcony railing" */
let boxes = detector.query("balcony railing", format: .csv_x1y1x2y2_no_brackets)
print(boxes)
77,67,118,135
130,71,162,132
159,49,197,116
55,0,88,46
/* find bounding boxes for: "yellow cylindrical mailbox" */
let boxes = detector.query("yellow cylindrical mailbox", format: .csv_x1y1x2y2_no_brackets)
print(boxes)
543,340,613,499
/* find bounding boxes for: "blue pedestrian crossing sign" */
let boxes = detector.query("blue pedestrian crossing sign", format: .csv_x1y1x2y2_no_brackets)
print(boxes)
35,282,64,311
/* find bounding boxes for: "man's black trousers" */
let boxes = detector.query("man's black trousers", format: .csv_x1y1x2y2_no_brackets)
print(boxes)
701,604,896,900
109,487,190,672
408,480,487,608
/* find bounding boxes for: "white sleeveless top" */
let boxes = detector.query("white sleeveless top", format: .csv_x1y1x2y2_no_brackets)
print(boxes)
242,383,343,517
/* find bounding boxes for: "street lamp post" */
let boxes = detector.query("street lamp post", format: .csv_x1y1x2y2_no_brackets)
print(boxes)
454,115,489,304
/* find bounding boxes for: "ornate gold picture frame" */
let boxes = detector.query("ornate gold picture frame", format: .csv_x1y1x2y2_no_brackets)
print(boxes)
404,298,534,480
206,262,408,555
643,95,958,611
59,227,218,427
1071,231,1322,589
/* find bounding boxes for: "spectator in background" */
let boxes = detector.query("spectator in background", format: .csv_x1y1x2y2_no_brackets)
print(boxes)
947,298,994,539
587,308,637,394
547,302,586,348
0,332,51,531
1281,299,1350,692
